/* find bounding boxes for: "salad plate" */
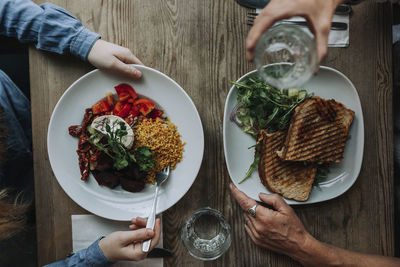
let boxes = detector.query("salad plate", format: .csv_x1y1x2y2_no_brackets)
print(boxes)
48,65,204,220
223,66,364,204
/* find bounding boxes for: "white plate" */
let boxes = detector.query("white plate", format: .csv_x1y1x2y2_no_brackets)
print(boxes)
223,66,364,204
48,65,204,220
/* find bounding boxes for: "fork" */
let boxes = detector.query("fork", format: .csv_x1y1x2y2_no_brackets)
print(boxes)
142,165,170,252
246,13,348,31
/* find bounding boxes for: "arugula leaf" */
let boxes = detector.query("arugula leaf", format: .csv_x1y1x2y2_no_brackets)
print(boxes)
231,75,311,136
238,143,262,184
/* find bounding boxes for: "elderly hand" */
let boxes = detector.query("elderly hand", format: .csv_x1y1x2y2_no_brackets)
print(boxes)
98,217,161,262
229,183,316,260
246,0,344,64
230,183,400,267
88,39,144,79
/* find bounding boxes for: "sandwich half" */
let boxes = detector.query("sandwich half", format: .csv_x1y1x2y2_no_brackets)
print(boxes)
258,130,317,201
277,97,354,163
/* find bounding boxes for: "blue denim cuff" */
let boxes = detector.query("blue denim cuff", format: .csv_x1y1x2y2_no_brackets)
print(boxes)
70,27,100,61
85,237,115,266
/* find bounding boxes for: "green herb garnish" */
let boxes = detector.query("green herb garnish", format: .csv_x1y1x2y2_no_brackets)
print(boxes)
239,143,262,184
89,121,134,170
135,147,156,172
89,121,155,172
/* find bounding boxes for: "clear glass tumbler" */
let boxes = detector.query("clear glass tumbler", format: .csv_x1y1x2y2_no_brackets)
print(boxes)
254,24,318,89
181,207,231,260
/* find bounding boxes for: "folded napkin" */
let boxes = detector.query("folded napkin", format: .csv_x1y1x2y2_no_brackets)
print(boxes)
72,215,163,267
256,9,349,47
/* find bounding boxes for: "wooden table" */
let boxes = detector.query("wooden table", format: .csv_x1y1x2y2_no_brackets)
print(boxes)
30,1,394,266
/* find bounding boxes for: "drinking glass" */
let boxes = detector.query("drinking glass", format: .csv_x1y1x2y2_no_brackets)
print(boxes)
254,24,318,89
181,207,231,260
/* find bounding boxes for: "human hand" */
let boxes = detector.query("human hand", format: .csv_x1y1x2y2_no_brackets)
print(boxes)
246,0,344,64
88,39,144,79
229,183,316,260
98,217,161,262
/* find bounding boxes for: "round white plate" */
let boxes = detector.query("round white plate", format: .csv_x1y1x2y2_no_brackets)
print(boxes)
223,66,364,204
48,65,204,220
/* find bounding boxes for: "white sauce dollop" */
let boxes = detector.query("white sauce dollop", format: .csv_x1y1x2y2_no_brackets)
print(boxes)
91,115,134,149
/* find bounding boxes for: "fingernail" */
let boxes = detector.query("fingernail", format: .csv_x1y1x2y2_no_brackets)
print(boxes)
259,193,267,197
146,229,154,237
229,183,234,190
133,69,141,77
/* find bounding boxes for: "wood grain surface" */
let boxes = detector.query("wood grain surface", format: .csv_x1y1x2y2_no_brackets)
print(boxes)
30,1,394,266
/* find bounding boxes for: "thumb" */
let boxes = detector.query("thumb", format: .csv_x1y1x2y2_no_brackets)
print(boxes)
259,193,290,213
119,228,154,245
111,59,142,79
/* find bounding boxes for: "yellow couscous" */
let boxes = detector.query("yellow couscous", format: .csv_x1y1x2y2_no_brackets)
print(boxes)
134,117,185,183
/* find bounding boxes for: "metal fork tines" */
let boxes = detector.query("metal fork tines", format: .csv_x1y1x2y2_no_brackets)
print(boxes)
246,13,348,31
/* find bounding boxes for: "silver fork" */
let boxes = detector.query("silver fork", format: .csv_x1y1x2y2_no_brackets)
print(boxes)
142,165,170,252
246,13,348,31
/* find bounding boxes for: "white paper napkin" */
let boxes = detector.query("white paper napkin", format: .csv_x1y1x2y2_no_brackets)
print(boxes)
256,9,349,47
72,215,163,267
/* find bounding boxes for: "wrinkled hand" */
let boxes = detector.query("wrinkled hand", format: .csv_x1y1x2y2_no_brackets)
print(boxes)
88,39,144,79
246,0,344,64
230,183,314,259
99,217,161,262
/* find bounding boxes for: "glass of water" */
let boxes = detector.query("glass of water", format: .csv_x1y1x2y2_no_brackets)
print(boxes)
254,24,318,90
181,207,231,260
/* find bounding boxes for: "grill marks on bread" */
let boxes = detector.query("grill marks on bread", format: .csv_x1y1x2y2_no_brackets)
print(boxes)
277,97,354,163
258,130,316,201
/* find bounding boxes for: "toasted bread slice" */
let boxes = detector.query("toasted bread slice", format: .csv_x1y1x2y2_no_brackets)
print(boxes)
258,130,316,201
277,97,354,163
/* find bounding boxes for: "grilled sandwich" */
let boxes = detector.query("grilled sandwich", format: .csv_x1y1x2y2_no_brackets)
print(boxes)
276,97,354,163
258,130,317,201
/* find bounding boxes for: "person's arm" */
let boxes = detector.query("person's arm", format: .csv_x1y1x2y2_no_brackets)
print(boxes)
230,183,400,267
0,0,143,78
45,218,161,267
0,0,98,61
294,238,400,267
44,238,114,267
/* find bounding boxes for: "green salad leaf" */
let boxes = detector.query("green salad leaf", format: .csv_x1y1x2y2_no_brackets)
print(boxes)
231,75,311,136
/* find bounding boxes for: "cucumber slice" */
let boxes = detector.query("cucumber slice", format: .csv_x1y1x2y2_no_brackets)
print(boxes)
288,88,299,98
87,125,95,135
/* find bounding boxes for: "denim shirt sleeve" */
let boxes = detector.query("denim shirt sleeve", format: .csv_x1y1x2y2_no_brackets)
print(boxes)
0,0,100,61
43,238,115,267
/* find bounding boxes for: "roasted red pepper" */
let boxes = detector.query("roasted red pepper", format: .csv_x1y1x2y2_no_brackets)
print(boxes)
118,92,131,102
113,100,124,115
129,106,140,118
134,99,155,116
114,83,138,100
149,109,164,119
117,103,132,118
92,100,110,114
92,102,103,114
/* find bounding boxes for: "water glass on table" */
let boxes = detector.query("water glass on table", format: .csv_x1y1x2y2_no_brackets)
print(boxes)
181,207,231,260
